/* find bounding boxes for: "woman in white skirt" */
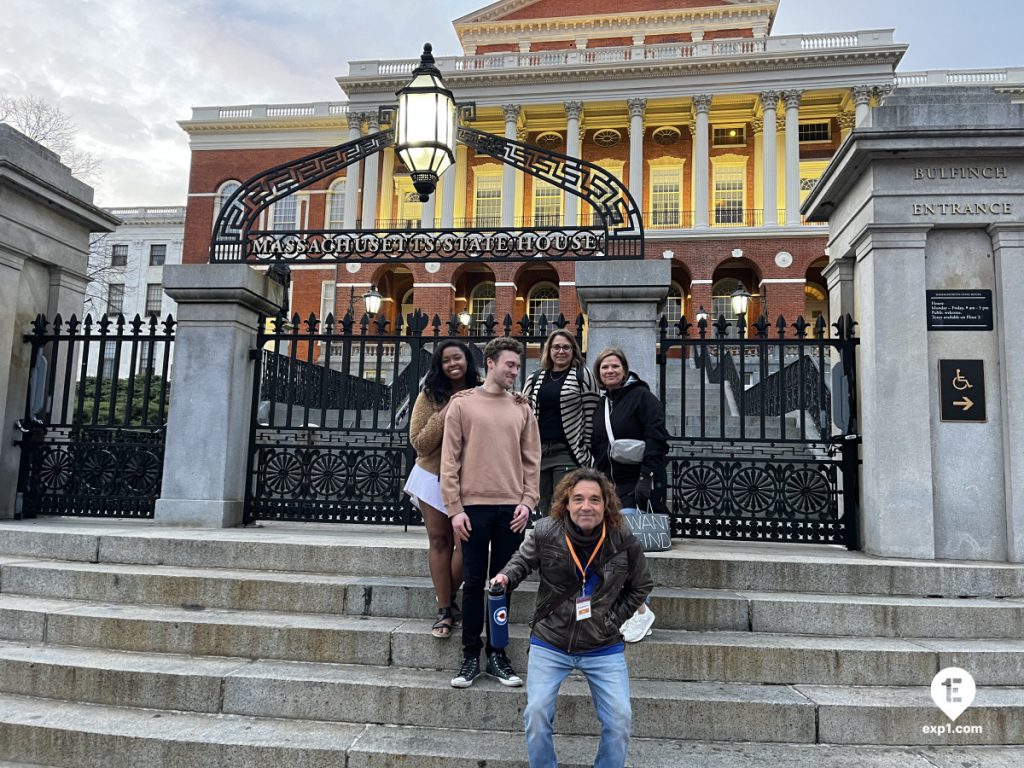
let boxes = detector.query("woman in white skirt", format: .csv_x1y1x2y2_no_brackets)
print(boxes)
405,340,481,638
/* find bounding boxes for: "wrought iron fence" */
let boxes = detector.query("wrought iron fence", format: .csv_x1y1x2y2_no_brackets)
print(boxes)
15,313,175,518
657,312,860,547
246,308,583,525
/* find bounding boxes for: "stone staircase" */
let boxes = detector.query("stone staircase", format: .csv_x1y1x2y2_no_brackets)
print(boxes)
0,519,1023,767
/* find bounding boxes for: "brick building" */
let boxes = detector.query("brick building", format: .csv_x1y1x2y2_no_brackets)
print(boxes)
176,0,1016,336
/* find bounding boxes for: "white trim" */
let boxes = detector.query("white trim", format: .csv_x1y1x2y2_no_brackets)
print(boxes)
495,281,516,287
188,192,217,198
691,279,713,285
759,278,807,284
412,283,456,289
559,281,576,286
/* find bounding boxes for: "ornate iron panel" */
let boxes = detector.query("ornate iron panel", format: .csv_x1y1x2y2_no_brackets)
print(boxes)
658,312,860,548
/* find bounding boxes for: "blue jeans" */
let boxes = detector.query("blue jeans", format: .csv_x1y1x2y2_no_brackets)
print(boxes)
524,643,631,768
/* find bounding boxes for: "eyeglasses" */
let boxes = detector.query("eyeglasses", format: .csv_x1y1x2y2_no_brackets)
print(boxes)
550,345,573,352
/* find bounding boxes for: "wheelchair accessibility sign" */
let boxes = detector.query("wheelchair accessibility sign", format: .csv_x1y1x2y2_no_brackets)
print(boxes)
939,360,986,423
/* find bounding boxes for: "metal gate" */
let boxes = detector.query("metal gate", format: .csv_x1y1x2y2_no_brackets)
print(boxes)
245,310,578,525
658,313,860,547
15,313,175,518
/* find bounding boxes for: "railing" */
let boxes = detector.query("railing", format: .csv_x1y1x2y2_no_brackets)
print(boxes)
15,312,175,519
895,67,1024,87
745,353,832,441
105,206,186,222
187,103,350,121
348,30,896,78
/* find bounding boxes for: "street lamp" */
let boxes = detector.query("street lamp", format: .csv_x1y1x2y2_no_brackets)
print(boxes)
695,305,709,324
458,307,472,328
395,43,456,202
730,286,752,317
363,284,383,317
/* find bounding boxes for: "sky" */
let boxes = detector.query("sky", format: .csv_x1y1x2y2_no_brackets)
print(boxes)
2,0,1021,207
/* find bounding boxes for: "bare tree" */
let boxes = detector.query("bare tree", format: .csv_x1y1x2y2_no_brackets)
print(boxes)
0,94,101,182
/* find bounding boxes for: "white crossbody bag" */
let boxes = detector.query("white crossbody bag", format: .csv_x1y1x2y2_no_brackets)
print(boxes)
604,398,646,465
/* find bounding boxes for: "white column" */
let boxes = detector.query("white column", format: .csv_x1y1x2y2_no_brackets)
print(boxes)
782,89,802,226
501,104,520,227
627,97,646,210
759,91,779,227
360,112,380,229
440,158,456,228
751,117,764,217
853,86,872,126
990,224,1024,562
343,115,363,228
564,101,583,226
377,147,395,224
420,193,436,229
692,94,711,229
838,110,857,144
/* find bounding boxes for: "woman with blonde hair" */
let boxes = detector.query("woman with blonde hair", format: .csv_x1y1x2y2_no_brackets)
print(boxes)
521,328,600,516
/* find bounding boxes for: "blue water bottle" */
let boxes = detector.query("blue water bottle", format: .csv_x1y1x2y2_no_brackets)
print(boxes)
488,582,509,649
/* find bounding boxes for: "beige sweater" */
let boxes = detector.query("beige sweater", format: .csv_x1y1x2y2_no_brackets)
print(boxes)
440,387,541,517
409,392,447,475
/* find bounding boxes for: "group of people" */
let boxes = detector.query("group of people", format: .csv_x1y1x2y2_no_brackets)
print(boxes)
404,329,669,767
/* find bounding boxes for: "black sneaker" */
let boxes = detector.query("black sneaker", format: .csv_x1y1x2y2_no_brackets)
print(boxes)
451,655,481,688
486,651,523,687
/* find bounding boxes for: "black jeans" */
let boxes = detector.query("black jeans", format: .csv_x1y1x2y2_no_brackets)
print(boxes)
461,504,525,658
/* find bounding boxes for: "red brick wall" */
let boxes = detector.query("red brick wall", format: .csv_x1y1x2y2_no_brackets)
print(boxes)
704,28,754,40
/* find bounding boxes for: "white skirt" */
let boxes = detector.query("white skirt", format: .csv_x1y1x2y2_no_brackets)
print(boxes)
403,464,446,515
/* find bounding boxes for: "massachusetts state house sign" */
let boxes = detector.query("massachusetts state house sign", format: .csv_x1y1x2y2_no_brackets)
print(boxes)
210,126,643,264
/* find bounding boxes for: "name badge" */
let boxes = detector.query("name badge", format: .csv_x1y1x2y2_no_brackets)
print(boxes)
575,596,592,620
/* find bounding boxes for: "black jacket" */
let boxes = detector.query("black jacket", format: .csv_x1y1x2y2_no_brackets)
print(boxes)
500,517,653,653
591,373,670,512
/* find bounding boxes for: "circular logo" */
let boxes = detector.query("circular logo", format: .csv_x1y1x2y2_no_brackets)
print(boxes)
493,607,508,626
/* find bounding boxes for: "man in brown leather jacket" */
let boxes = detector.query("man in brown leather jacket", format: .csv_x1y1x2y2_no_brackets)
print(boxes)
492,467,652,768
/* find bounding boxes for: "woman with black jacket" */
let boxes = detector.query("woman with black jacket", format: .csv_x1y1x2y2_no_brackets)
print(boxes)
591,346,669,643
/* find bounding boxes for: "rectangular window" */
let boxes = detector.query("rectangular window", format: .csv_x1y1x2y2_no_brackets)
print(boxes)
273,195,298,230
111,244,128,267
713,165,745,225
712,126,746,146
320,281,337,322
474,175,501,227
650,167,681,227
798,122,831,142
101,341,117,379
107,284,125,314
533,180,562,227
145,284,163,316
148,244,166,266
328,182,346,228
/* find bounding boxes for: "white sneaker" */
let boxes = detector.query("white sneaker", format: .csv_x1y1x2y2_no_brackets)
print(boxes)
620,608,655,643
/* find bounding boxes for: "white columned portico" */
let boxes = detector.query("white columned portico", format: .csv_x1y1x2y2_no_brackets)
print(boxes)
343,115,363,228
782,90,802,226
501,104,520,227
853,86,873,126
837,111,857,144
377,147,395,222
441,149,457,228
360,112,381,228
692,94,711,229
564,101,583,226
420,192,437,229
759,91,779,227
627,98,646,210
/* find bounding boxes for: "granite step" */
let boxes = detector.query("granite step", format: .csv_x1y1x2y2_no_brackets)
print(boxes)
4,560,1023,639
2,522,1024,598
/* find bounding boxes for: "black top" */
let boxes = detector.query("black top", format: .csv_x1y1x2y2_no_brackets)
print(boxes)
537,371,568,441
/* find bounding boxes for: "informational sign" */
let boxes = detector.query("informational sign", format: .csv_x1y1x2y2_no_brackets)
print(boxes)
939,360,986,423
927,290,994,331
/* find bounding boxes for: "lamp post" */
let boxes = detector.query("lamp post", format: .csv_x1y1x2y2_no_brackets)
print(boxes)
696,305,709,324
730,286,752,317
458,307,472,329
363,284,383,318
394,43,457,203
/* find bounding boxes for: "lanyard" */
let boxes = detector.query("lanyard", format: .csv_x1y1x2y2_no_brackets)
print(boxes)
565,524,606,584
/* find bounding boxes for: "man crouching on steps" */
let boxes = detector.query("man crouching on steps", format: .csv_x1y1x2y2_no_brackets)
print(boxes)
441,336,541,689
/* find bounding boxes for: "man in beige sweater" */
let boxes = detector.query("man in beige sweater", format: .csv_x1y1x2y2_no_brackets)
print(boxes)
441,336,541,689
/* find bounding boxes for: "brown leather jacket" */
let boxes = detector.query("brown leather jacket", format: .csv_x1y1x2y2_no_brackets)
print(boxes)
499,517,653,654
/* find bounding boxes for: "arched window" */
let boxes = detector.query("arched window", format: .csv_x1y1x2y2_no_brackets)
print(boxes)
712,278,743,323
327,179,347,228
665,282,684,337
214,180,243,232
527,282,560,323
470,282,496,334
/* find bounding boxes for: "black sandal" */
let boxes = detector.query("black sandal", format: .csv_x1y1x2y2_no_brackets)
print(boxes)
450,595,463,627
432,607,453,638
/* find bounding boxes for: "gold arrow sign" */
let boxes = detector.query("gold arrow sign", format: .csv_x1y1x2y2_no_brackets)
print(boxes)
953,396,974,411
